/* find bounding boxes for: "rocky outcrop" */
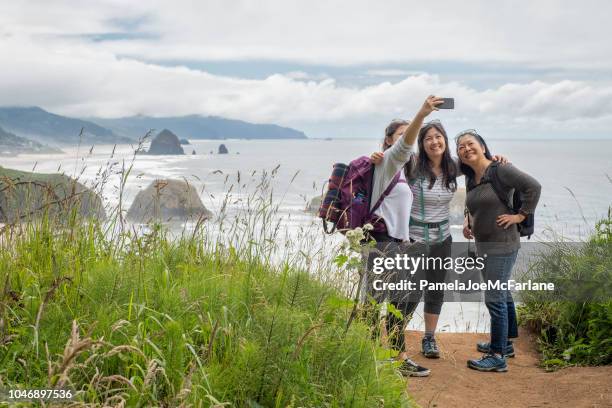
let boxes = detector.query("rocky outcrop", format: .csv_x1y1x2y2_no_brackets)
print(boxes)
304,196,322,214
179,138,190,145
127,179,212,223
218,144,228,154
0,166,106,223
146,129,185,155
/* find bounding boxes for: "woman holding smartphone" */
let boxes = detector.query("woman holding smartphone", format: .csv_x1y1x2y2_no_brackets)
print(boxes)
456,129,541,372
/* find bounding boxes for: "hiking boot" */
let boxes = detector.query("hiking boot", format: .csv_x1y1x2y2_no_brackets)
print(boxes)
476,341,515,358
398,358,431,377
422,336,440,359
467,354,508,372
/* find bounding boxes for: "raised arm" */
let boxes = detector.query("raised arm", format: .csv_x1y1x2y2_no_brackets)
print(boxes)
401,95,444,146
382,95,443,171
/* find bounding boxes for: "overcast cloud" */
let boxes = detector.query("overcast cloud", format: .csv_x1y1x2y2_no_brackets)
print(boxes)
1,0,612,138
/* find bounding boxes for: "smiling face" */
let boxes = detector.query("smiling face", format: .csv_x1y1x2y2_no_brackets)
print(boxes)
423,126,446,159
456,134,486,165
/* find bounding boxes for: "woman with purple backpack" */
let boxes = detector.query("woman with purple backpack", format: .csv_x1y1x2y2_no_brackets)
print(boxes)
362,95,447,378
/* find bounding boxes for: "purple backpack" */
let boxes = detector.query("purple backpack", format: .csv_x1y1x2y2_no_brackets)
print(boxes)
318,156,401,234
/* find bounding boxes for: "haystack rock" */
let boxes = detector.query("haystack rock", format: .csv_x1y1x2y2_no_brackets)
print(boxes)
0,166,106,223
218,144,228,154
127,179,212,223
147,129,185,155
304,196,322,214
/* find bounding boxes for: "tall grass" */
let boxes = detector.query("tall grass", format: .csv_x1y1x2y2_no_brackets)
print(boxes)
0,147,412,407
518,209,612,369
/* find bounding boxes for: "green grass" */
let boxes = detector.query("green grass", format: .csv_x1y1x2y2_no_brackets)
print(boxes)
0,167,412,407
518,209,612,369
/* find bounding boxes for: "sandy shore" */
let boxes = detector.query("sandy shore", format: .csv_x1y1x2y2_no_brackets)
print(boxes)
404,329,612,408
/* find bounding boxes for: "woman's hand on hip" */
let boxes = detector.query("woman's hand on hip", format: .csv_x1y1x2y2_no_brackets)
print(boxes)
496,213,525,229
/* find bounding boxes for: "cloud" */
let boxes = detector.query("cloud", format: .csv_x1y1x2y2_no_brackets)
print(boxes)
284,71,330,81
366,69,427,77
2,29,612,137
1,0,611,69
1,1,612,138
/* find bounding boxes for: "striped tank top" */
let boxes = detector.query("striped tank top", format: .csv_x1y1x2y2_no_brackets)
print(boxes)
409,175,454,242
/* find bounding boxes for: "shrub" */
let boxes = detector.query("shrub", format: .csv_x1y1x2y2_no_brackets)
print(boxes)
518,210,612,368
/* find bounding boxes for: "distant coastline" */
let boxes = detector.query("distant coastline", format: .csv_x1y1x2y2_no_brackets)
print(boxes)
0,106,308,150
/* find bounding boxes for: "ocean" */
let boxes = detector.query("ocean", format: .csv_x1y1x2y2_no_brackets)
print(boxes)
4,138,610,240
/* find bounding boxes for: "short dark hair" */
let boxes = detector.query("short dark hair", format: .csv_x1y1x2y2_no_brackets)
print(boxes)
455,131,493,180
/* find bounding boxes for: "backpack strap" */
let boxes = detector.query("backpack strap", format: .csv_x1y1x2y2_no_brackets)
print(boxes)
369,171,401,215
367,163,376,210
418,177,430,245
322,218,336,234
486,162,514,212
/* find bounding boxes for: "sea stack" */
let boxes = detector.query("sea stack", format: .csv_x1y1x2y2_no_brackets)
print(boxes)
127,179,212,223
0,166,106,223
218,144,229,154
147,129,185,155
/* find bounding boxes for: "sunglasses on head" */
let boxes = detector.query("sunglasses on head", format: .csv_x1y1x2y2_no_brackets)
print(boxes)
455,129,482,143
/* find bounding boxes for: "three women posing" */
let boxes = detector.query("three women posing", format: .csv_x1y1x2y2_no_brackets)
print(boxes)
366,97,539,375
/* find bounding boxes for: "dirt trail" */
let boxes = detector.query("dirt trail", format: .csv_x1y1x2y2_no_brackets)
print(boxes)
404,329,612,408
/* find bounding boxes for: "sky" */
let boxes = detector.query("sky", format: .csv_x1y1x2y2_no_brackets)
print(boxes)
1,0,612,139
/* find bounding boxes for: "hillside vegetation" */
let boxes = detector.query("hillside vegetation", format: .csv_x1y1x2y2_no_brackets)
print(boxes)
0,168,411,407
518,210,612,368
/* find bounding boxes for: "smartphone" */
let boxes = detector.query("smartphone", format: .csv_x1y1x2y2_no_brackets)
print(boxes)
438,98,454,109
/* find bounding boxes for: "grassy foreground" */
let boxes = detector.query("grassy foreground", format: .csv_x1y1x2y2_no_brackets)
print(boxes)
518,210,612,369
0,212,410,407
